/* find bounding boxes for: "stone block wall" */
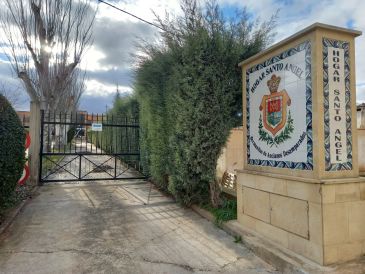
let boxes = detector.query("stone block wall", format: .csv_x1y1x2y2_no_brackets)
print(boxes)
237,171,365,265
322,182,365,264
237,172,324,264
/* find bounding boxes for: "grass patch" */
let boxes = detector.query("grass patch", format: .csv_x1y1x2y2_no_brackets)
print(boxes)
42,155,64,171
203,198,237,226
234,235,242,243
41,147,66,176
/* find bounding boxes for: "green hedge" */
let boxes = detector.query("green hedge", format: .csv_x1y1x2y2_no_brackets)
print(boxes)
134,0,275,205
0,95,25,208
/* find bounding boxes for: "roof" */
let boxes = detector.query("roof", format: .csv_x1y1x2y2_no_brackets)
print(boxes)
238,23,362,67
357,103,365,111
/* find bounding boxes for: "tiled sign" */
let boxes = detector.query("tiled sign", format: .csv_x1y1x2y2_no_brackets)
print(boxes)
323,38,352,171
246,41,313,170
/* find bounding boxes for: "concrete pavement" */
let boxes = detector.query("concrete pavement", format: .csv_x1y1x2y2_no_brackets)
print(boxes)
0,181,279,274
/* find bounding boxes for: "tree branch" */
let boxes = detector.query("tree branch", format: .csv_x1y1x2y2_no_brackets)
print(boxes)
0,0,95,111
24,40,42,72
18,71,39,102
30,1,47,45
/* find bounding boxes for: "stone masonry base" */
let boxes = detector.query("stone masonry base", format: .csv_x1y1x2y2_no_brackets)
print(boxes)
236,170,365,265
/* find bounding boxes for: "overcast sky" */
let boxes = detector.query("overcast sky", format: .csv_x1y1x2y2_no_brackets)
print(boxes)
1,0,365,113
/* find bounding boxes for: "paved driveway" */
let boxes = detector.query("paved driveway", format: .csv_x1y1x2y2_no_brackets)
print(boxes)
0,181,278,274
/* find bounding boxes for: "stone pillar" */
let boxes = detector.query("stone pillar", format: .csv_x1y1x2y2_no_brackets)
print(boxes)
237,23,363,265
28,101,41,185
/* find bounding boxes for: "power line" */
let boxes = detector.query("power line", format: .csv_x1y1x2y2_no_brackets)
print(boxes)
98,0,164,31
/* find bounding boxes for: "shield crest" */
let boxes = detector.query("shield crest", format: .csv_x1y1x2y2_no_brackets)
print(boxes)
259,74,291,136
266,96,283,128
262,92,289,136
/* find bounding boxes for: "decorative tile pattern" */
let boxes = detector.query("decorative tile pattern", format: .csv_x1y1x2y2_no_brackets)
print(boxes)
323,38,352,171
246,41,313,170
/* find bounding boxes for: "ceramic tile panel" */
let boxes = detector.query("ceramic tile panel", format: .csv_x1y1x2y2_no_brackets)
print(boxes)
246,41,313,170
322,38,352,171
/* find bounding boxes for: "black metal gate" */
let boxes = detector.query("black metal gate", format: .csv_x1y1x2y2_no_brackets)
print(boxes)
39,111,145,183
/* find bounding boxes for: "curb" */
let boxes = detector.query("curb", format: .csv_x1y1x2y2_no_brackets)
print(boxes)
0,186,38,237
0,199,29,236
191,205,331,274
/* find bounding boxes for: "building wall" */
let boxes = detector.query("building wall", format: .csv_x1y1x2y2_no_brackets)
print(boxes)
216,127,244,195
216,127,244,177
358,129,365,175
16,111,31,127
358,106,365,174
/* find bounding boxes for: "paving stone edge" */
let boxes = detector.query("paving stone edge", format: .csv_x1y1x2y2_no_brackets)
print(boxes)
190,204,332,274
0,187,38,236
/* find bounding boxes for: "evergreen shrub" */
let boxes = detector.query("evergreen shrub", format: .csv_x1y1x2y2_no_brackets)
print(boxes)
135,0,276,205
0,95,25,208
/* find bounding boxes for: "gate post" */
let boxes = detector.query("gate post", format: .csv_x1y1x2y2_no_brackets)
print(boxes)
29,100,41,185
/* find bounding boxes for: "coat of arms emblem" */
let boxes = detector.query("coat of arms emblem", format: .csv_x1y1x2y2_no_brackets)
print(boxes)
258,74,294,147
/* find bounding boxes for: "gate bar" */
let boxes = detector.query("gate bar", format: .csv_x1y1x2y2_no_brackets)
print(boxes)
38,110,44,185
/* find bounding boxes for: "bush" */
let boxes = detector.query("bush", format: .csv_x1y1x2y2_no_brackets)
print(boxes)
135,0,276,205
0,95,25,208
67,126,76,143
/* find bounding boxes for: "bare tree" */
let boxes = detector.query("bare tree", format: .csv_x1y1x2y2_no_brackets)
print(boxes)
0,82,26,108
0,0,95,112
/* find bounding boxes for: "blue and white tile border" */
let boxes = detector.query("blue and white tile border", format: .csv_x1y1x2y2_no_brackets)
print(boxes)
246,40,313,170
323,38,353,171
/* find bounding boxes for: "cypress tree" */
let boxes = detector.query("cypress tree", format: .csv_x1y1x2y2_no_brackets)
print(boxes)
135,0,276,204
